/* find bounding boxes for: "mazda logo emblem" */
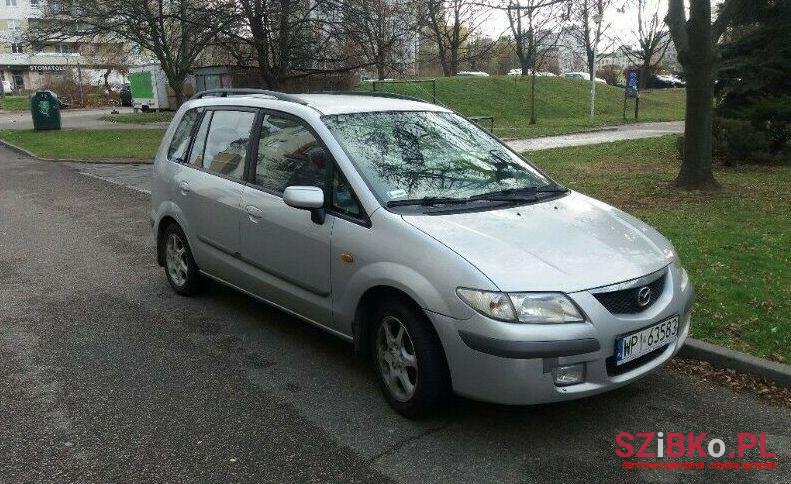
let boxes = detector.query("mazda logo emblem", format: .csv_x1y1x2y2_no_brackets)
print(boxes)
637,286,652,307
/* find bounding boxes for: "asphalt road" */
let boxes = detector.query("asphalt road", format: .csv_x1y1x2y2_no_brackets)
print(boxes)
1,146,789,483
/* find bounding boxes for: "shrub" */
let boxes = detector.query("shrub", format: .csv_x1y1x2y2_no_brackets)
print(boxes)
715,117,770,163
746,95,791,153
676,117,772,165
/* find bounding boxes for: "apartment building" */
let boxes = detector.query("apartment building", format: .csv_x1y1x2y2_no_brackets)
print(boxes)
0,0,128,92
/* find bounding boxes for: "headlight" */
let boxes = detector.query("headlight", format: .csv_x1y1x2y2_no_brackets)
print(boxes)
457,288,584,324
509,293,585,323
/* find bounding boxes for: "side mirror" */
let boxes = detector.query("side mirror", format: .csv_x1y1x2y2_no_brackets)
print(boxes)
283,186,326,224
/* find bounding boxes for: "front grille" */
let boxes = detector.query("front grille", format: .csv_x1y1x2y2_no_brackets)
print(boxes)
593,273,666,314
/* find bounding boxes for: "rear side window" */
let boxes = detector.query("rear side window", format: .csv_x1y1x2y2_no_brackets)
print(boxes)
255,114,329,193
167,109,201,162
200,110,257,181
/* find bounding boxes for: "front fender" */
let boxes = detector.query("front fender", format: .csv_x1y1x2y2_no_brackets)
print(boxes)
334,260,476,337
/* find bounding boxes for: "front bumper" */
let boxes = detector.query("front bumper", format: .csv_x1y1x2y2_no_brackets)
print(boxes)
430,264,693,405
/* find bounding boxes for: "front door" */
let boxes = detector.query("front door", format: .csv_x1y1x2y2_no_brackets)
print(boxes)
238,112,333,325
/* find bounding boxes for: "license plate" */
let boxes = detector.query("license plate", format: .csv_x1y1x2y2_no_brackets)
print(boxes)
615,316,679,366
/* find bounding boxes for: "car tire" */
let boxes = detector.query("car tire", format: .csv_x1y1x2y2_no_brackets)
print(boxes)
162,223,201,296
371,299,450,418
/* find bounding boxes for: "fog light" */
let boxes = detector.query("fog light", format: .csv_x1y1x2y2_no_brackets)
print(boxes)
553,364,585,386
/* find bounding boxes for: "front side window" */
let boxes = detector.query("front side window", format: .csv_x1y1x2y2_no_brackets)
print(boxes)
254,113,329,193
200,110,256,180
167,109,201,162
323,111,558,204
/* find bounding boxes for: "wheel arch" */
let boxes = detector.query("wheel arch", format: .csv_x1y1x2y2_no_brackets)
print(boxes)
351,286,448,371
156,215,179,266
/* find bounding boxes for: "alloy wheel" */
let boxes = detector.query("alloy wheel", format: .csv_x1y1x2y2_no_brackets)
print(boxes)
376,316,418,402
165,233,189,287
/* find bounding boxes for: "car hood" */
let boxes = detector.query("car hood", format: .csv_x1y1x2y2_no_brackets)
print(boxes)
403,192,674,293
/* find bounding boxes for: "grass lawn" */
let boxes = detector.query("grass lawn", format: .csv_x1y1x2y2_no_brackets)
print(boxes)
526,136,790,363
0,129,165,160
0,95,30,111
100,111,175,124
360,76,685,139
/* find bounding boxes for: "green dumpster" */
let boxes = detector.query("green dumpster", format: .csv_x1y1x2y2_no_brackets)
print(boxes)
30,90,62,130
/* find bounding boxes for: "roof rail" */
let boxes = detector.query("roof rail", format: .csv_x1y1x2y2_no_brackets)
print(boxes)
313,90,429,103
190,88,309,105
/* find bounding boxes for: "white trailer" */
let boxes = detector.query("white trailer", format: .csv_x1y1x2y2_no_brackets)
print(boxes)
129,64,169,111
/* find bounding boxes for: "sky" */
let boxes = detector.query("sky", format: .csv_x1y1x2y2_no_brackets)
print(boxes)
480,0,667,46
481,0,726,46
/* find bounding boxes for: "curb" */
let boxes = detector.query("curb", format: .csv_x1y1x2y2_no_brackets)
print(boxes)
0,138,152,164
679,338,791,387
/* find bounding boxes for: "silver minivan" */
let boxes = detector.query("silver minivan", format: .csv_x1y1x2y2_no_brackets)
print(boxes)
151,89,694,417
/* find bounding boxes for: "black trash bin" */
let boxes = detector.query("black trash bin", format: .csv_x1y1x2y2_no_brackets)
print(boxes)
30,90,62,130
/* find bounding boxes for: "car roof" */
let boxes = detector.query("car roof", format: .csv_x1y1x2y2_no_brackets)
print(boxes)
185,92,450,116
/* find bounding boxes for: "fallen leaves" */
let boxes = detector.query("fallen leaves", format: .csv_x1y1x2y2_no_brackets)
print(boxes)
668,358,791,408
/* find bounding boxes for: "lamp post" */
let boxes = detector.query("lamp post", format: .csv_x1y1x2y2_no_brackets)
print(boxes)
589,12,603,122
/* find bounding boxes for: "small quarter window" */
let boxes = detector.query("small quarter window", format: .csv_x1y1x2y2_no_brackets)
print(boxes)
167,109,201,162
332,168,363,219
188,112,212,167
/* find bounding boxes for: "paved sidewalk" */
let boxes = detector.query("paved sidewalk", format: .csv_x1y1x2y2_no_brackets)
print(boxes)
64,162,152,194
0,107,169,130
506,121,684,152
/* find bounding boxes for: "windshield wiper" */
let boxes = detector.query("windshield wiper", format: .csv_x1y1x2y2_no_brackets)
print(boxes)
468,185,568,201
386,196,470,207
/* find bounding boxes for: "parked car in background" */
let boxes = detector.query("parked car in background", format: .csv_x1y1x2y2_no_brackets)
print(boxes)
507,69,557,77
563,72,607,83
456,71,490,77
120,84,132,107
651,74,686,88
153,89,693,417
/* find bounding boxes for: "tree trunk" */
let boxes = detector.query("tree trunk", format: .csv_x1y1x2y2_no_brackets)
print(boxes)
449,48,459,76
530,69,537,125
675,64,719,189
377,61,386,80
668,0,720,190
639,58,651,89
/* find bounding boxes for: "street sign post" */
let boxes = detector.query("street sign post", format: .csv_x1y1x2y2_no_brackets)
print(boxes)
624,69,640,120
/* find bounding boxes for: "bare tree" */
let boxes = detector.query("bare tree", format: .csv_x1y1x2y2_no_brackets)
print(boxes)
567,0,613,80
30,0,232,105
218,0,369,89
501,0,566,124
623,0,671,88
344,0,421,80
665,0,744,189
424,0,491,76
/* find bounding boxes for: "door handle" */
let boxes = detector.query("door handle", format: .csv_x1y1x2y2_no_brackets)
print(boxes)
179,180,190,194
245,205,264,222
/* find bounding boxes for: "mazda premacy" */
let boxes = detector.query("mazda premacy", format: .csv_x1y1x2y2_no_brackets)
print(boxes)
151,89,694,417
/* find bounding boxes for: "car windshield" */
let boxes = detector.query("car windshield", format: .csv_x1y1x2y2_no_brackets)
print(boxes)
322,111,558,204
